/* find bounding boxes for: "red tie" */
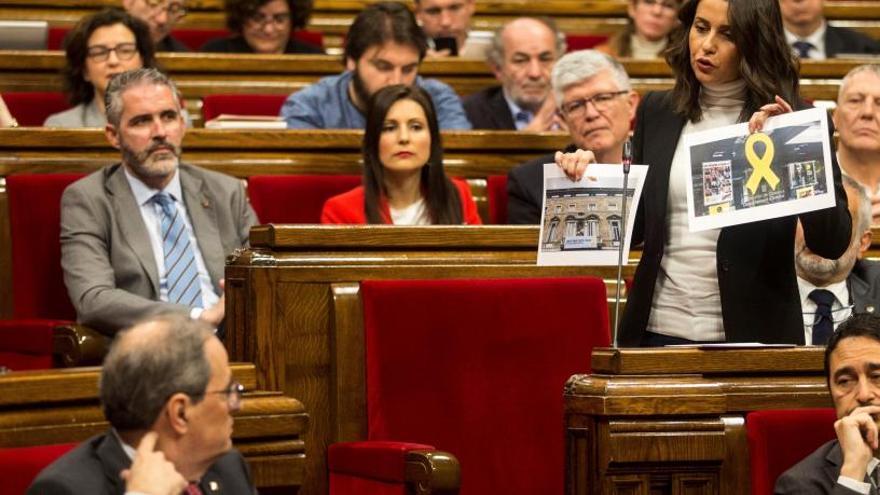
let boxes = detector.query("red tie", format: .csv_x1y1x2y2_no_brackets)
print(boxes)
185,483,203,495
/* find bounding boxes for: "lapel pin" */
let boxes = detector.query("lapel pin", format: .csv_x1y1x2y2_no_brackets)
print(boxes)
202,198,211,209
209,481,219,492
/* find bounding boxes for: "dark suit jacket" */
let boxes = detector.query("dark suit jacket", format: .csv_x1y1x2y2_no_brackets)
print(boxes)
463,86,517,130
60,163,258,335
775,440,863,494
825,25,880,58
851,259,880,313
26,432,257,495
156,35,190,52
619,91,851,346
506,145,576,224
200,35,323,54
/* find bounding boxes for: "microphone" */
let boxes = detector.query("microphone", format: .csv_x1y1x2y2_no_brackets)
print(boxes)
612,138,633,347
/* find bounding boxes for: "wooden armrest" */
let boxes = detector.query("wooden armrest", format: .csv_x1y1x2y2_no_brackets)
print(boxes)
405,450,460,495
52,324,110,367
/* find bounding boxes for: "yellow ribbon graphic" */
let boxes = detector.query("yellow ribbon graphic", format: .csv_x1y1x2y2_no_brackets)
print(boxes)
744,132,780,195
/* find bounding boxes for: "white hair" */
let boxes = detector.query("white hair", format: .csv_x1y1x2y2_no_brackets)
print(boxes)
551,50,631,109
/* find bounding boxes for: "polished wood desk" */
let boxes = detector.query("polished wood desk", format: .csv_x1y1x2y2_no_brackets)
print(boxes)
565,347,829,495
0,52,863,118
0,363,309,491
1,0,877,51
224,225,635,495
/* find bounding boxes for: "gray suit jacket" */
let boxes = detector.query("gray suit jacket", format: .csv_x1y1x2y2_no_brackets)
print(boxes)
27,432,257,495
60,163,257,335
775,440,863,494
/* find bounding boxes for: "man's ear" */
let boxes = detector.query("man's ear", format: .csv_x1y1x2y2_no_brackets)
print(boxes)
627,91,641,121
832,106,840,130
165,393,190,434
345,57,356,72
105,123,121,150
858,228,873,259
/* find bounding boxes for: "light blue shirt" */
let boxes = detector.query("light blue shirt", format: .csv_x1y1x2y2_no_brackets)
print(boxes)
280,71,472,130
124,167,219,318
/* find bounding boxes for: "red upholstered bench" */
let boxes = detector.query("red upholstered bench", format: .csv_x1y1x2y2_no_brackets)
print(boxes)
0,442,77,494
2,174,87,370
201,94,288,122
247,175,362,224
486,175,508,224
746,408,838,495
329,277,610,495
2,92,70,127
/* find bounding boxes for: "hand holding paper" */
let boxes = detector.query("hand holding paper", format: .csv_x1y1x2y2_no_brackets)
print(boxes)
554,148,596,181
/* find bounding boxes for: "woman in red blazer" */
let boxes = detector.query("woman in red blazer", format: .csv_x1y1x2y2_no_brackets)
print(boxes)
321,85,481,225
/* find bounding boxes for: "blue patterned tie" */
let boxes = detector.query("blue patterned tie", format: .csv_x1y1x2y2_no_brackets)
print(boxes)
792,40,814,59
809,289,835,345
151,192,203,308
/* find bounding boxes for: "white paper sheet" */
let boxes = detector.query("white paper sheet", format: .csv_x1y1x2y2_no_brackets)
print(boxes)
537,163,648,266
684,107,835,232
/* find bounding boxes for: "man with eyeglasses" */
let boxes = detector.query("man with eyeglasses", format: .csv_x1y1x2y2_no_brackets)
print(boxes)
779,0,880,59
122,0,189,51
28,314,253,495
795,175,880,346
280,2,470,129
464,17,566,131
506,50,639,224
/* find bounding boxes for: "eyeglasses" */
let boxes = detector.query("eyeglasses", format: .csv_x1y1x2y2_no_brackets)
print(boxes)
145,0,187,20
247,12,291,28
560,90,629,117
640,0,678,10
202,380,245,410
86,43,139,62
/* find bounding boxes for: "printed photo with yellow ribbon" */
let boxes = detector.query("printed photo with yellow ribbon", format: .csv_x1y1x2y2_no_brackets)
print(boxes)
683,107,836,232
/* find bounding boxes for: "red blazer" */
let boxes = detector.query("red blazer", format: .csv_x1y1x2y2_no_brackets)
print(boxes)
321,179,482,225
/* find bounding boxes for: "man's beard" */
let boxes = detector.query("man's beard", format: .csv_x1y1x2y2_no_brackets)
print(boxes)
120,138,181,179
351,69,372,113
795,234,859,285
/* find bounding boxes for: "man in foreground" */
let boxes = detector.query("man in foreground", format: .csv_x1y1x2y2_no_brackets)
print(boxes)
777,313,880,493
28,314,254,494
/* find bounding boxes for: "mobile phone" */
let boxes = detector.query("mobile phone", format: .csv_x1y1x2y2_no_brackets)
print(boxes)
433,37,458,56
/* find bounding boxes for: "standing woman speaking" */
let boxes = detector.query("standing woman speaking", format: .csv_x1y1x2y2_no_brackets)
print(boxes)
561,0,851,345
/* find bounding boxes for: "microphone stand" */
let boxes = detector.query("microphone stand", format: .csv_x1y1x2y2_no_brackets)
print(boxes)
612,139,633,348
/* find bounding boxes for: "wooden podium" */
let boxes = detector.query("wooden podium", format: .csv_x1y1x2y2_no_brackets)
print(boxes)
564,347,831,495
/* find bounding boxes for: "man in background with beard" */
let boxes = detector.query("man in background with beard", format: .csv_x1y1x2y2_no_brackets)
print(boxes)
60,68,257,336
279,1,471,130
795,174,880,345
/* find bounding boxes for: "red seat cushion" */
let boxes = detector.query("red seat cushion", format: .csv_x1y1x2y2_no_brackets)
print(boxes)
486,175,508,224
565,34,610,51
2,92,70,126
746,408,837,495
247,175,362,224
201,94,288,121
360,277,609,495
0,443,77,494
7,174,85,320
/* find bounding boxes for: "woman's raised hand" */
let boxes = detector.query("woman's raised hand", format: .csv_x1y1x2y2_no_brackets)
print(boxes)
748,95,794,134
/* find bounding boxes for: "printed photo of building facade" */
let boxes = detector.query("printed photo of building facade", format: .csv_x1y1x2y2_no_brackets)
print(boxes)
541,186,633,251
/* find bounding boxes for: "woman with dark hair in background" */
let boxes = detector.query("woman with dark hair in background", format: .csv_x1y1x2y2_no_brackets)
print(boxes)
201,0,322,54
597,0,682,59
321,84,481,225
45,8,156,127
559,0,851,346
